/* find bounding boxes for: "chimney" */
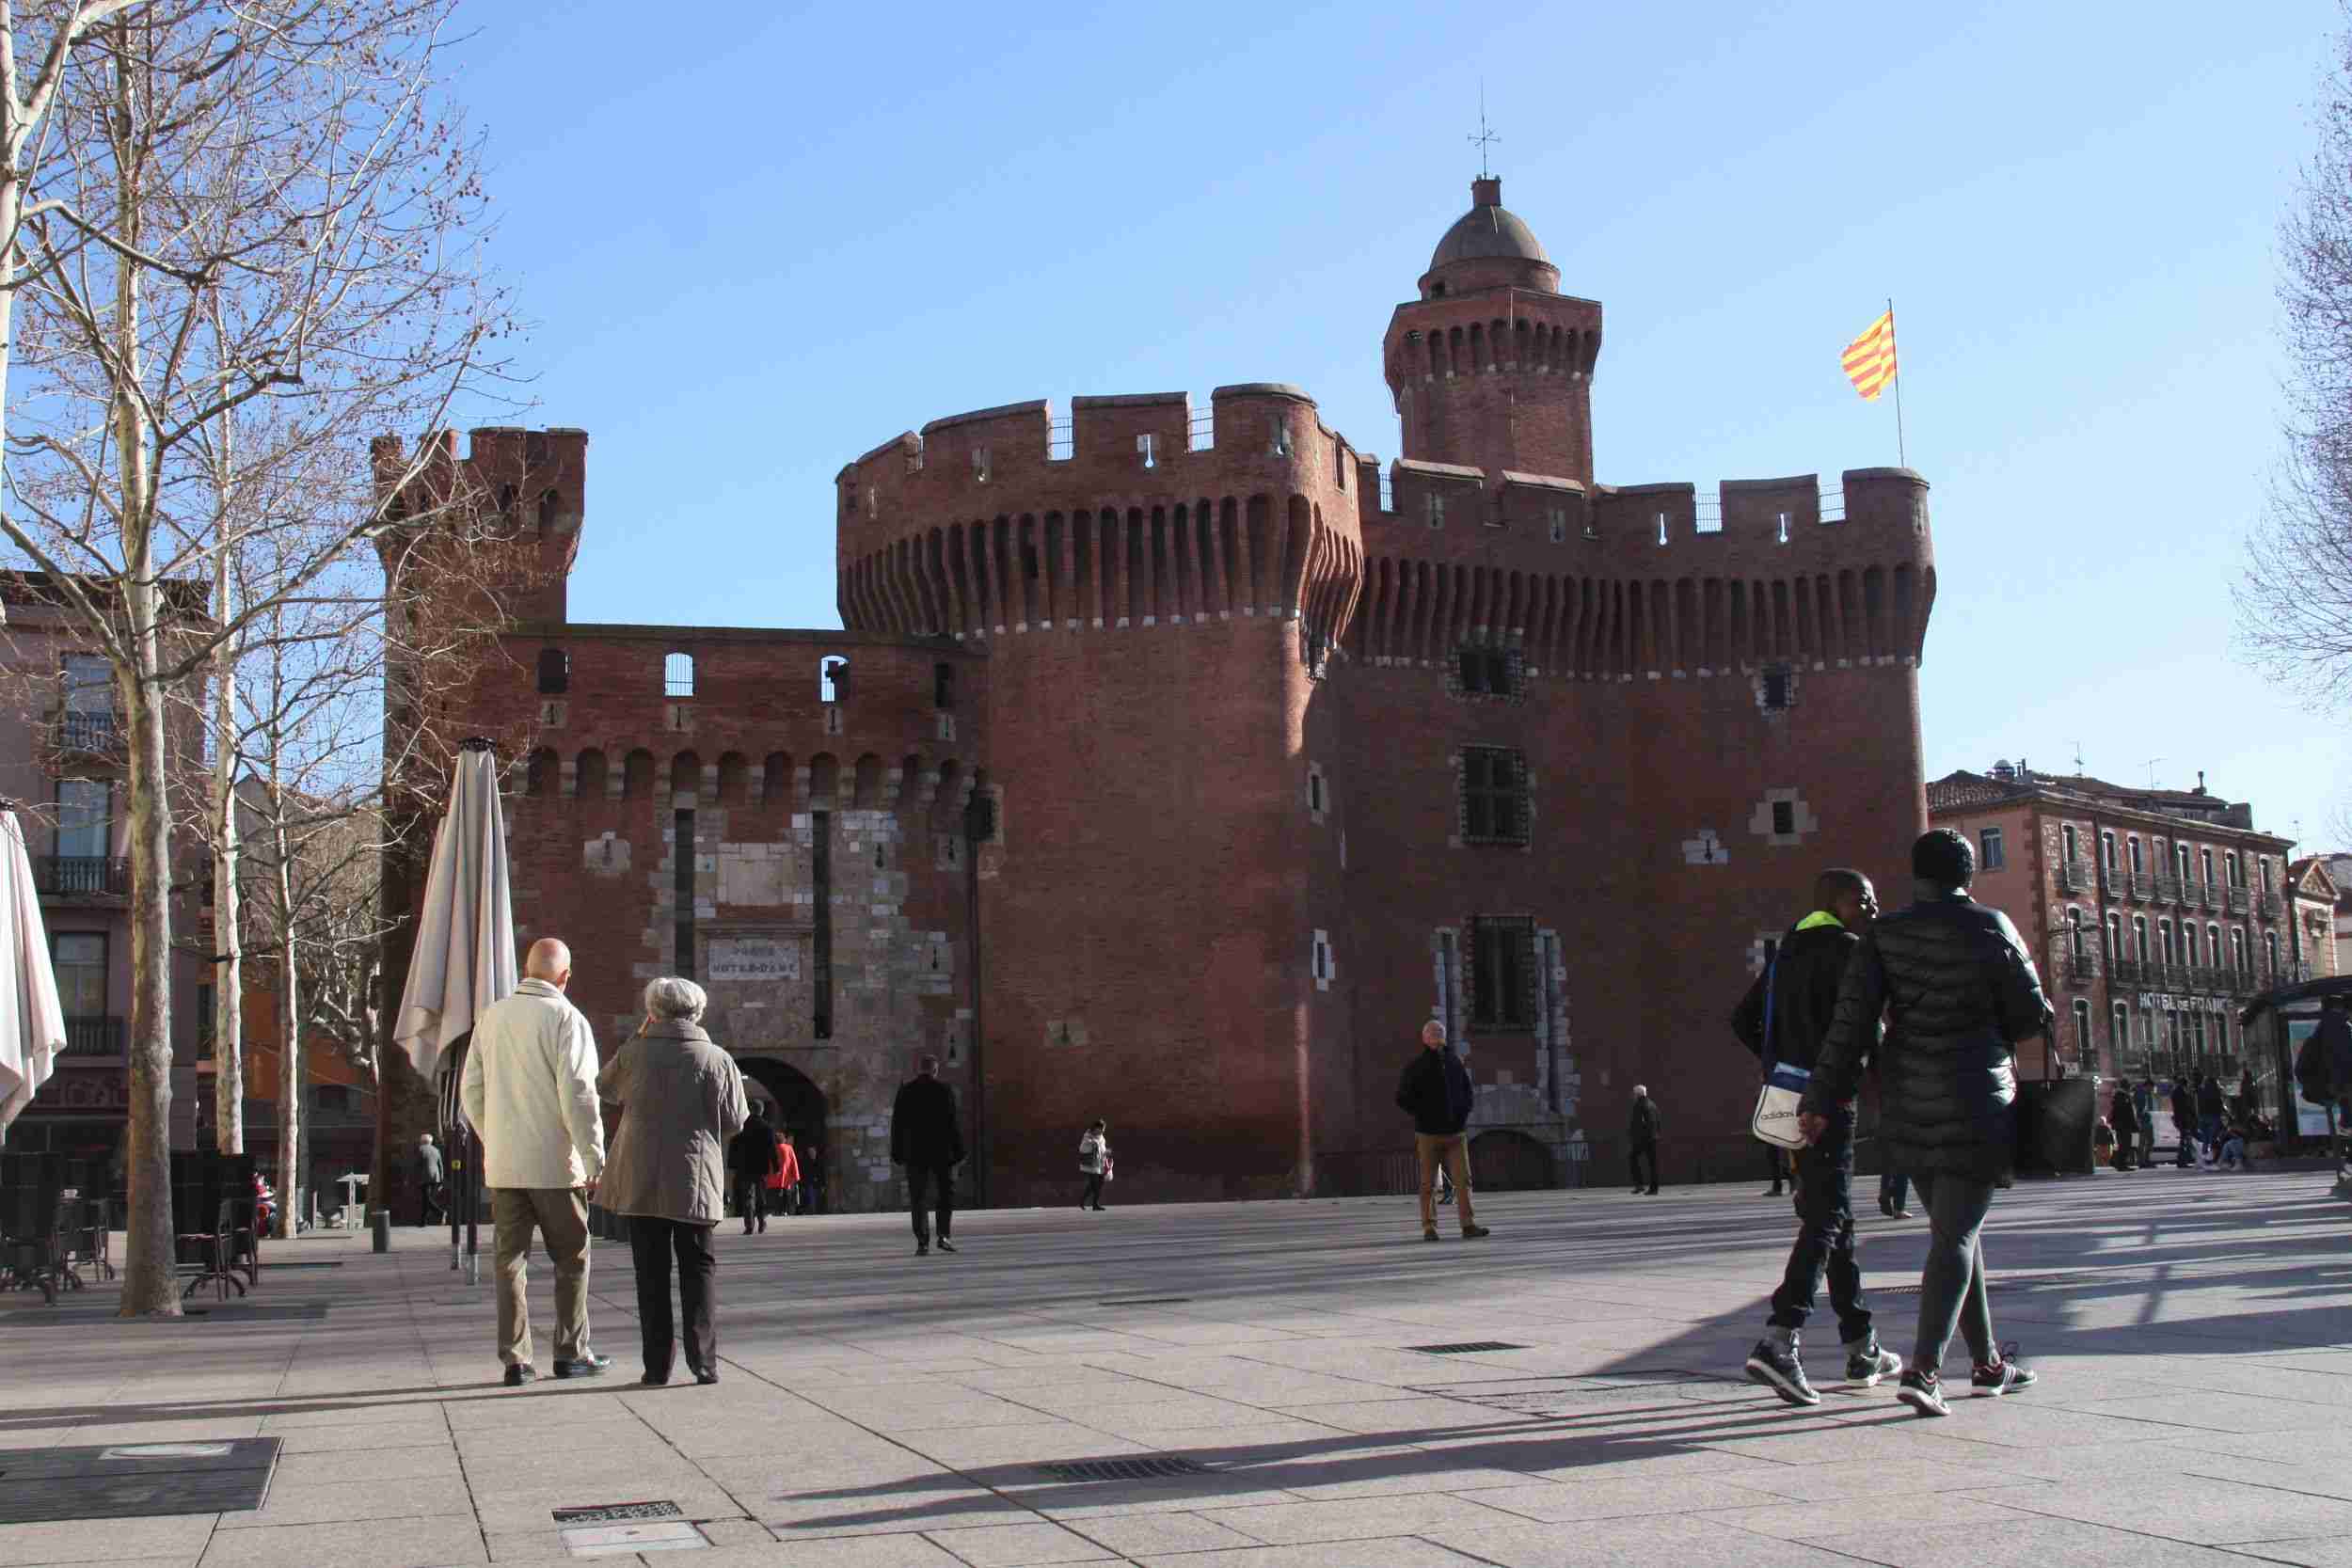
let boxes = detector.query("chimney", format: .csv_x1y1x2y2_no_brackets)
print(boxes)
2196,770,2207,795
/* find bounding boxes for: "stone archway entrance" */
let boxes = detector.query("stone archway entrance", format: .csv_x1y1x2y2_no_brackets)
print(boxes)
736,1056,830,1211
1470,1129,1556,1192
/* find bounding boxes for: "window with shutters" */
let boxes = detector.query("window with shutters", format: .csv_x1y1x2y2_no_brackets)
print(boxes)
1470,916,1535,1032
1461,747,1529,846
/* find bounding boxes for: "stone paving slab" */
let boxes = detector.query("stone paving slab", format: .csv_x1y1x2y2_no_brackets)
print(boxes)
0,1166,2345,1565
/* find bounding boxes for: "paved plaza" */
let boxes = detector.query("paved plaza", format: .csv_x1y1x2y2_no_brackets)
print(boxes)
2,1166,2349,1567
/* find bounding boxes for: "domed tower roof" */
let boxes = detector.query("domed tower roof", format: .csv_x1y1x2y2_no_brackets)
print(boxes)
1431,178,1548,269
1419,177,1561,297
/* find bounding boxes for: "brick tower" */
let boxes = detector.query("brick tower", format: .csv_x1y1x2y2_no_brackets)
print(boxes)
1384,177,1600,486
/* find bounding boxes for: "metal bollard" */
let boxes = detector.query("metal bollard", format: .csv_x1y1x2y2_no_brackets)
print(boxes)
371,1209,390,1253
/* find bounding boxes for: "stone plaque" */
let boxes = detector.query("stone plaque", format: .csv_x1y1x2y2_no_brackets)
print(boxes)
708,935,798,984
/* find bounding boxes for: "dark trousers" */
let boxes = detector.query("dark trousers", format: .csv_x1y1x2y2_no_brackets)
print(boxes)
416,1183,443,1227
1910,1171,1996,1370
2111,1127,2136,1169
2174,1117,2196,1166
628,1217,717,1378
1629,1138,1659,1192
1081,1173,1105,1208
1879,1168,1910,1211
732,1176,765,1231
1765,1145,1788,1193
1766,1108,1870,1343
907,1163,953,1242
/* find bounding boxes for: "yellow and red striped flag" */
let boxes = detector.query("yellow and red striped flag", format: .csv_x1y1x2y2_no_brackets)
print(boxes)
1840,309,1898,401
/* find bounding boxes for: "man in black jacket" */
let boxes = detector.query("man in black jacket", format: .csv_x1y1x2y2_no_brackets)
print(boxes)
1803,830,2052,1418
890,1056,966,1257
2169,1078,2199,1168
1628,1086,1662,1194
2106,1083,2139,1172
1733,868,1898,1406
1396,1021,1490,1243
727,1109,780,1234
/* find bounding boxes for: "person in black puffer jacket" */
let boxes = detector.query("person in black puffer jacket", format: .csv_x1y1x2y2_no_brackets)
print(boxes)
1803,830,2053,1418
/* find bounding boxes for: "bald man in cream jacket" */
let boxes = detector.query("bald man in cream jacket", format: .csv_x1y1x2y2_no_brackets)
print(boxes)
462,938,609,1386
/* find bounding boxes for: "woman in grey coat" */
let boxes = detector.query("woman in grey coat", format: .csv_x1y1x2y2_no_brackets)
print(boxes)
597,977,749,1386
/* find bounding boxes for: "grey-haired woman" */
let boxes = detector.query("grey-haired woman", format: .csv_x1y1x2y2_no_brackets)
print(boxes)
1077,1120,1111,1211
597,976,748,1386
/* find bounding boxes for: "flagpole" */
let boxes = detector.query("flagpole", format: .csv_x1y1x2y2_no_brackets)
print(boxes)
1888,294,1908,469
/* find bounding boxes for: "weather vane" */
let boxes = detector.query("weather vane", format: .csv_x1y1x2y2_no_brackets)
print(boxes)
1469,83,1499,178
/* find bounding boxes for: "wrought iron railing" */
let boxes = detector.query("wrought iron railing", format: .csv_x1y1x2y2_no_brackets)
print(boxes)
2225,887,2251,915
2182,879,2208,910
58,1015,124,1055
2257,893,2283,920
48,708,123,754
34,856,130,896
2131,873,2154,900
2059,861,2091,894
2152,876,2180,905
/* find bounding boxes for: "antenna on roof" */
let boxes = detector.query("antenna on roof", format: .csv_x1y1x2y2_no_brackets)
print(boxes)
2141,757,2165,789
2072,739,2084,772
1469,82,1500,178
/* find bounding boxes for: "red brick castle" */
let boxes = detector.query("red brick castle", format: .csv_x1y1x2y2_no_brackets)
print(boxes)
376,176,1937,1213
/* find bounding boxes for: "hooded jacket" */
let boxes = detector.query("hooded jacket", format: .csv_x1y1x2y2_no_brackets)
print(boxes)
1732,911,1860,1076
1803,884,2054,1181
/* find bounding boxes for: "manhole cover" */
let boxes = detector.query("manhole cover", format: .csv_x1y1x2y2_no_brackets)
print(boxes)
1035,1457,1212,1482
1407,1340,1528,1354
560,1519,706,1558
1098,1297,1192,1307
553,1500,686,1526
0,1437,278,1522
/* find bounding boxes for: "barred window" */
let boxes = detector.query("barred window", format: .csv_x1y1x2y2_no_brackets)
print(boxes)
1458,646,1512,696
1461,747,1528,845
1470,916,1535,1032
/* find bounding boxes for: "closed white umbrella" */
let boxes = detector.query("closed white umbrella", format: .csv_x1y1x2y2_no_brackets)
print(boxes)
390,743,514,1277
0,803,66,1143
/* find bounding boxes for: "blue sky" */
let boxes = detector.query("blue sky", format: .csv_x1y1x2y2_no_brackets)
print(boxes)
456,0,2344,846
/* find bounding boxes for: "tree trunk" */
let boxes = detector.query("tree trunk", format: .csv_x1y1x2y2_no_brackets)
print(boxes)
211,586,242,1152
275,796,298,1240
119,623,178,1315
113,31,179,1318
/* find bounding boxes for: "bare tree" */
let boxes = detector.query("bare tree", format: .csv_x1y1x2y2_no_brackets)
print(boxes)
0,2,513,1315
2243,13,2352,711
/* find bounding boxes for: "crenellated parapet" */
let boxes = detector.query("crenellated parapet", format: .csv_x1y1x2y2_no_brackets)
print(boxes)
834,385,1368,659
1345,464,1934,679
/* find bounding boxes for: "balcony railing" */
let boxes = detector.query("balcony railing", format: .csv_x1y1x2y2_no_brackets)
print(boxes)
47,708,123,756
2111,957,2146,986
2225,887,2251,915
2131,873,2154,900
2064,950,2096,983
2152,876,2180,905
2182,879,2208,910
2099,863,2128,895
34,855,130,897
2059,861,2091,894
58,1015,124,1055
2257,893,2283,920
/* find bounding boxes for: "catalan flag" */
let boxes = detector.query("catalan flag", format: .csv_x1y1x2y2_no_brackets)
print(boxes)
1841,309,1898,401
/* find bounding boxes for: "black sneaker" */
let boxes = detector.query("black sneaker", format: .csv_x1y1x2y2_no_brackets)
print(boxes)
1461,1224,1490,1240
551,1354,611,1380
1844,1338,1901,1386
502,1363,535,1387
1972,1341,2036,1398
1422,1228,1439,1243
1743,1338,1820,1406
936,1238,958,1253
915,1242,930,1256
1897,1369,1949,1418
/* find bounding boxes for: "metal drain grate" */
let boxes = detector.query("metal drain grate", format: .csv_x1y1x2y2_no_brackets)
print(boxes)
1036,1456,1212,1482
552,1500,684,1525
1408,1340,1528,1354
1098,1296,1192,1307
0,1438,278,1522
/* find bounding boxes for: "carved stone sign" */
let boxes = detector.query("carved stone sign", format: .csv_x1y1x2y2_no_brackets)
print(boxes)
708,935,799,984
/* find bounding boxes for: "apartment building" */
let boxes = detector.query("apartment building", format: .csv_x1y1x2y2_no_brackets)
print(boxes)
0,573,212,1168
1929,763,2332,1085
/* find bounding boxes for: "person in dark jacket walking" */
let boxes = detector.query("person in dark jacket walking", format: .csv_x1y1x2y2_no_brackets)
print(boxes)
2169,1078,2198,1168
727,1109,781,1234
1396,1021,1490,1242
1732,868,1899,1406
1628,1086,1662,1193
2106,1083,2139,1171
413,1132,445,1227
890,1056,966,1256
2196,1073,2226,1156
1802,830,2051,1418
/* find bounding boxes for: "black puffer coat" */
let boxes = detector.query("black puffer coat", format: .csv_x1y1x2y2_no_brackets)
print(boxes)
1804,885,2054,1181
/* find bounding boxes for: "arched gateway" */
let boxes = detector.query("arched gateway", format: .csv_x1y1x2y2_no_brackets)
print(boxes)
735,1056,830,1212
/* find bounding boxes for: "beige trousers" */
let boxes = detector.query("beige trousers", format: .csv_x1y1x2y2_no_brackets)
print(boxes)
1416,1132,1475,1233
492,1187,591,1368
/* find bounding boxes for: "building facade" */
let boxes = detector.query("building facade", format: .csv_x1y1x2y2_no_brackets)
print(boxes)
379,175,1939,1212
1929,763,2329,1085
0,575,211,1167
